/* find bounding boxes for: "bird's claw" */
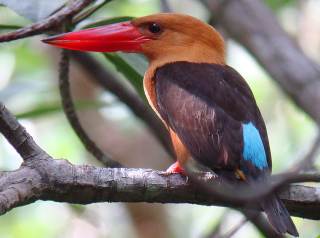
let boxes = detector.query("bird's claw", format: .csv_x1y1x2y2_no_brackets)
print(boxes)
165,162,186,175
159,162,187,177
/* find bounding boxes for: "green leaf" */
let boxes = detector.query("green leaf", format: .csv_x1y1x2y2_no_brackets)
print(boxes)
264,0,297,11
80,16,134,29
16,100,109,119
0,24,23,30
103,53,146,99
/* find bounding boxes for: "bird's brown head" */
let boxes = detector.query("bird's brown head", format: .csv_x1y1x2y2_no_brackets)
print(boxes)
43,13,225,65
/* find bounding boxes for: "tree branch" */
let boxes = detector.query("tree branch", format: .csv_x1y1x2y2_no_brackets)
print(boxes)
202,0,320,123
0,0,95,42
0,102,319,219
217,217,248,238
0,104,47,160
0,157,318,219
70,52,173,156
59,50,122,168
205,211,230,238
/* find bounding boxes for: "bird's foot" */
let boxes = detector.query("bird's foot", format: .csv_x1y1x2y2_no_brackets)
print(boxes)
165,161,186,175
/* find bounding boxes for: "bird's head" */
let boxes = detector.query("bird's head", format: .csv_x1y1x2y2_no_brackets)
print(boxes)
43,13,225,65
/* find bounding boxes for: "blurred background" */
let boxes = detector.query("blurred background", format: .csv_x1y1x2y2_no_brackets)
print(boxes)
0,0,320,237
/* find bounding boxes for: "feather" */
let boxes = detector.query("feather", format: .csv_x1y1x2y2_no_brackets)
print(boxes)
154,61,297,235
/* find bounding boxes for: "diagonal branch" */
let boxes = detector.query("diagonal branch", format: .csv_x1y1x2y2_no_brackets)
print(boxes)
0,104,48,160
0,0,95,42
291,132,320,172
218,217,248,238
202,0,320,123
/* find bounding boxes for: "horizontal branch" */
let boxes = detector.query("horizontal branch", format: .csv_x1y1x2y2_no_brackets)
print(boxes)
0,158,319,220
0,97,316,238
1,102,319,220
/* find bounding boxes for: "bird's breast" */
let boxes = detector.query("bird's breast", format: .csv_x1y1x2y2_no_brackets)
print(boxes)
143,65,164,123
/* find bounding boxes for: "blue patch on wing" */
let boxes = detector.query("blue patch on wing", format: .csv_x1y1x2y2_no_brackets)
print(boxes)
242,122,268,169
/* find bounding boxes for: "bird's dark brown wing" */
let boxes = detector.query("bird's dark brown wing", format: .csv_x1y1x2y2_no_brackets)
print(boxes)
154,62,271,173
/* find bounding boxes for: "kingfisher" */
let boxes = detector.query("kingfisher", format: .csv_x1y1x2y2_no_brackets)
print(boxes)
43,13,298,236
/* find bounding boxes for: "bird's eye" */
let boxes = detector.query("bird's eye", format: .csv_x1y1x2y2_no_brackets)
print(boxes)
148,23,162,34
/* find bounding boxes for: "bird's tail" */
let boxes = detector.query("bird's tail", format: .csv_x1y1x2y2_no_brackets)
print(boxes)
262,195,299,237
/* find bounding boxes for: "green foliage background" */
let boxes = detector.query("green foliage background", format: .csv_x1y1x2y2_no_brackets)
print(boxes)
0,0,319,237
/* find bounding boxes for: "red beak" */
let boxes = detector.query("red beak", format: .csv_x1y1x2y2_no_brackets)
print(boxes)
42,21,150,52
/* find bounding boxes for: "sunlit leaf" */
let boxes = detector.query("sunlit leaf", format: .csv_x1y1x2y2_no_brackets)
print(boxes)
0,0,66,22
103,53,146,99
80,16,134,29
16,100,110,119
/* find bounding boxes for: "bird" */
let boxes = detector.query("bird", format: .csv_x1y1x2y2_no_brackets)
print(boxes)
43,13,298,236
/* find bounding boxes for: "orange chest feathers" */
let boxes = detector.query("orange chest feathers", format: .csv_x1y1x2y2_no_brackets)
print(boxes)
143,66,190,165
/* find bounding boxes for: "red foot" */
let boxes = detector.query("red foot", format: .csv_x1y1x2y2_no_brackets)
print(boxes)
166,162,185,175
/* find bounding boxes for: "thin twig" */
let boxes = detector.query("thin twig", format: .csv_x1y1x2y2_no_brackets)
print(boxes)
291,132,320,172
218,217,248,238
183,163,320,208
0,0,95,42
205,211,230,238
59,50,122,167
